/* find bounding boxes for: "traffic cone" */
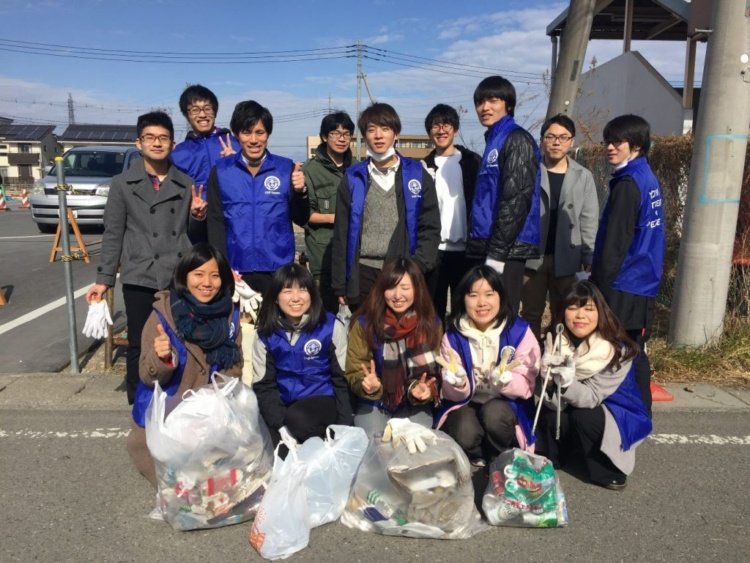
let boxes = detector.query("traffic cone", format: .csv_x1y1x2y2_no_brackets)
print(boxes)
650,382,674,402
20,189,30,209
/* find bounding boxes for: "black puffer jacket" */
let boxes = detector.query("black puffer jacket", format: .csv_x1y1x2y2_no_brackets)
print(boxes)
466,128,541,262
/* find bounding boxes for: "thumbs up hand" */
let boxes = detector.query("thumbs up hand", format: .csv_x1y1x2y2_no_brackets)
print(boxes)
360,360,382,395
154,323,172,361
291,162,306,192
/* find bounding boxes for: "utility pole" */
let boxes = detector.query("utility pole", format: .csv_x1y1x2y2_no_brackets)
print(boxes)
67,93,75,125
356,41,363,159
669,0,750,346
546,0,596,119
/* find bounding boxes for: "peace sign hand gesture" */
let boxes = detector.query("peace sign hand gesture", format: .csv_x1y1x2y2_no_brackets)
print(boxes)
360,360,382,395
218,133,236,157
409,374,437,402
190,184,207,219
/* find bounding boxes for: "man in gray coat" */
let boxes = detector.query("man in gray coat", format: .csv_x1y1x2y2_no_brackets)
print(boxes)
86,111,206,404
522,114,599,339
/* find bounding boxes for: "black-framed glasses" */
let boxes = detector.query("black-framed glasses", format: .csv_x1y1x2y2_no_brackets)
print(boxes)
187,105,215,117
140,134,171,144
430,123,453,132
601,139,626,148
327,130,352,140
543,134,573,143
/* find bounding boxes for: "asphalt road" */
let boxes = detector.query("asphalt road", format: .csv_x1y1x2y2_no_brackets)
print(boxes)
1,407,748,562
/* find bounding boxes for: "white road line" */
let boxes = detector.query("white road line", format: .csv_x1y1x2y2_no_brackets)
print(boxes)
0,285,90,336
649,434,750,445
0,235,53,240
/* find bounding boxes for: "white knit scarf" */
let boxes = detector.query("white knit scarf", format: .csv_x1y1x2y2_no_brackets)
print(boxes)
558,332,615,380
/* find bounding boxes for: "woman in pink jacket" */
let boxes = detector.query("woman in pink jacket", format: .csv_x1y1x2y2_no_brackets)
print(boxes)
435,265,540,467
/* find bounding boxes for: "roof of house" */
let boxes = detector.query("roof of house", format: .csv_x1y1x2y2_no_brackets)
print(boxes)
547,0,692,41
0,123,56,141
59,123,137,142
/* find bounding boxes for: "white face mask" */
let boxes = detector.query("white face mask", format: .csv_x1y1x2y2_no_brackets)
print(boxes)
366,145,396,163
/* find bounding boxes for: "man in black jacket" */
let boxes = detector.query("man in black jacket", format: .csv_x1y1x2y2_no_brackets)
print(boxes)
422,104,481,324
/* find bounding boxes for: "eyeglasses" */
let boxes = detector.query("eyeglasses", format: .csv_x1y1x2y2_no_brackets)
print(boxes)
187,105,215,117
601,140,627,148
327,130,352,140
543,134,573,143
430,123,453,132
140,134,172,144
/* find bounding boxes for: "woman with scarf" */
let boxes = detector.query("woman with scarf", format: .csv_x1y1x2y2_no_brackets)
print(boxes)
127,243,243,486
253,263,353,445
435,265,540,468
346,257,442,437
535,280,652,490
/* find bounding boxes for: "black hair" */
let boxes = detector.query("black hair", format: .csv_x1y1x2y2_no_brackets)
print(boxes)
473,76,516,116
447,265,515,331
178,84,219,117
603,114,651,155
424,104,460,134
171,243,235,298
256,263,326,336
136,111,174,139
319,111,355,137
541,113,576,137
357,102,402,135
230,100,273,137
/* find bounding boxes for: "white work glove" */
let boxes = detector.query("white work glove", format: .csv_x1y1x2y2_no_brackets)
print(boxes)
485,257,505,274
436,348,467,388
541,332,565,372
575,270,591,281
551,357,576,388
382,417,437,454
82,300,113,340
233,279,262,322
489,345,521,387
336,303,352,325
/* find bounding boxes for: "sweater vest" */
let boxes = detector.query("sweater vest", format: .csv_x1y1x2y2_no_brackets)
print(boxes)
603,361,652,450
131,307,240,428
435,318,535,444
214,152,295,272
344,157,425,280
470,116,541,247
595,156,665,296
260,313,337,405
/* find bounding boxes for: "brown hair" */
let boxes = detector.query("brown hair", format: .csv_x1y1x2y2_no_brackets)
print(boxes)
352,258,439,349
357,102,402,135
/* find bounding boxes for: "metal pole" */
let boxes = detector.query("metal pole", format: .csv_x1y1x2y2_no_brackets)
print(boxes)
545,0,597,119
623,0,633,53
669,0,750,346
356,41,363,159
55,156,80,373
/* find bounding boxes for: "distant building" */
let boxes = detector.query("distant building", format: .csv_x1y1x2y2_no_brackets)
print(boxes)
0,119,57,188
58,124,137,153
305,134,433,161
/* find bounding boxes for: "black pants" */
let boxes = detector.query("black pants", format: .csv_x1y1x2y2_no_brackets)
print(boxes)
442,399,517,460
627,329,652,416
122,284,158,405
535,405,625,485
241,271,273,298
268,395,338,446
426,250,468,325
356,263,381,307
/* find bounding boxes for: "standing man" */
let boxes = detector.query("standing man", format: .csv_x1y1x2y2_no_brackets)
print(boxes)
591,114,665,415
206,100,308,296
467,76,542,315
303,111,357,313
522,114,599,339
422,104,481,324
331,102,440,306
86,111,207,405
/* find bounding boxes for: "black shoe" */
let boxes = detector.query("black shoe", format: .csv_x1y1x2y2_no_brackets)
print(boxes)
601,477,627,491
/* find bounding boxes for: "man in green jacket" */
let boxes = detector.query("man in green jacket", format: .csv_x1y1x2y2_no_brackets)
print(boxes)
303,111,357,312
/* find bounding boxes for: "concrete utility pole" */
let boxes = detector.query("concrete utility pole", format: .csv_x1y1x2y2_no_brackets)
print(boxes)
546,0,596,119
67,93,75,125
356,41,363,159
669,0,750,346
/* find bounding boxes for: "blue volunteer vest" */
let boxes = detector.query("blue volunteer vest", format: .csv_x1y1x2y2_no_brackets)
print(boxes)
470,115,541,248
435,318,536,445
171,128,240,191
603,361,652,450
344,156,425,280
259,313,337,405
131,307,240,428
594,156,665,297
214,151,295,272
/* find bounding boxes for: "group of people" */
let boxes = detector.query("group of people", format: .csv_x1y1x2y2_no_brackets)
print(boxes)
85,75,664,494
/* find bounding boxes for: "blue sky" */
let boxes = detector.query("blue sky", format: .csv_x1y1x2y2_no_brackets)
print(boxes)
0,0,703,160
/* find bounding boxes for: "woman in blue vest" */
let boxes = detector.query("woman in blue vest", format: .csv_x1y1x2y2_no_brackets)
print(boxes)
345,257,442,437
127,243,243,487
253,263,353,445
535,280,652,490
435,265,540,468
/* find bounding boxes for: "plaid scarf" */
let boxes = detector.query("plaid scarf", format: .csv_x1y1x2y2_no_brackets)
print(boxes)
381,309,439,411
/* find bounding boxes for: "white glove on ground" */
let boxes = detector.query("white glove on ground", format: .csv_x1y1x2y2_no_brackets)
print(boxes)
382,417,437,454
485,257,505,274
82,300,113,339
233,279,262,322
